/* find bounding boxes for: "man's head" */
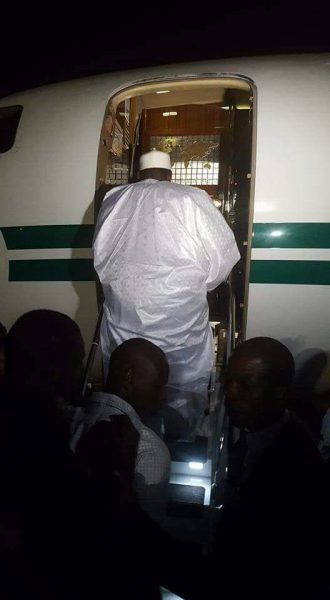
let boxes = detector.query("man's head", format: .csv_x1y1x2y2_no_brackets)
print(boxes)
139,149,172,182
106,338,169,417
5,309,85,403
224,337,295,432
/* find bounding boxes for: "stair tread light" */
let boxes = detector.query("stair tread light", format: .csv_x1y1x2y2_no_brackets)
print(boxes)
189,462,203,470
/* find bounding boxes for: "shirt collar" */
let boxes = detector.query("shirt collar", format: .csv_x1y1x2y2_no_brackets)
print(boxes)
91,391,141,424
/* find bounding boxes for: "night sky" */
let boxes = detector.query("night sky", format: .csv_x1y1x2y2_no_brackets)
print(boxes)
1,1,329,98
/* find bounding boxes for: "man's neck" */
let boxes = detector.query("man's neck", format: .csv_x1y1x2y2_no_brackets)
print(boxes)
105,388,142,418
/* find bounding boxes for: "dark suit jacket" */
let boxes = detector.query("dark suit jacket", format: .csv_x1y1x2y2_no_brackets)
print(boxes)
209,414,329,599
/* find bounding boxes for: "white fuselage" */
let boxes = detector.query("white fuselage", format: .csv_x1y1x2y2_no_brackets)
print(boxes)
1,54,329,387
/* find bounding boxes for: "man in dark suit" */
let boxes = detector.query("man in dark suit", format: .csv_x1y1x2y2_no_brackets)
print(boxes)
209,337,329,599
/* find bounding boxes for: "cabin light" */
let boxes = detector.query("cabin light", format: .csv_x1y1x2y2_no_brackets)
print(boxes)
162,111,178,117
270,230,283,237
221,105,250,111
156,90,170,94
189,462,203,470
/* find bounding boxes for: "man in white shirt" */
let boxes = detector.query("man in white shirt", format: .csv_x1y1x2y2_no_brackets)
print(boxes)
71,337,171,524
93,149,240,438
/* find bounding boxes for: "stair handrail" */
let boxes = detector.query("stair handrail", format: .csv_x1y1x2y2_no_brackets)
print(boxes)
210,276,236,506
81,305,104,398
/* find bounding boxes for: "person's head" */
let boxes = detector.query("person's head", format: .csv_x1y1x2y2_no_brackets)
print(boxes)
224,337,295,432
106,338,169,417
5,309,85,403
139,149,172,182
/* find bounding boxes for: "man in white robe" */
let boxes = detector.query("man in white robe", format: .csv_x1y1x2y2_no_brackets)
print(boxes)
93,149,240,438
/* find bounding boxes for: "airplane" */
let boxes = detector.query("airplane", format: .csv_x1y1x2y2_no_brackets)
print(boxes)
1,54,329,551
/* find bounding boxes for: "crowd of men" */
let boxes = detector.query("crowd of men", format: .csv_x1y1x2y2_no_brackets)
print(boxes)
0,150,329,597
0,310,328,598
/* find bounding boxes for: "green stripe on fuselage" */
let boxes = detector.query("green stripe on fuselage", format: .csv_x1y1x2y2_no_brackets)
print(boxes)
252,223,330,248
9,259,95,281
2,222,329,250
250,260,330,285
8,259,330,284
1,225,94,249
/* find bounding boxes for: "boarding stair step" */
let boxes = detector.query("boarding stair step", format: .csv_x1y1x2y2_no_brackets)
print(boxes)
165,436,208,463
166,483,205,518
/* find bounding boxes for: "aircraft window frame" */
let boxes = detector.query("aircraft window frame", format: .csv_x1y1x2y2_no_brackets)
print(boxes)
0,105,23,153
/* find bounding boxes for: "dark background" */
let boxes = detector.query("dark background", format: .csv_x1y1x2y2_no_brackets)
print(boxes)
1,1,329,97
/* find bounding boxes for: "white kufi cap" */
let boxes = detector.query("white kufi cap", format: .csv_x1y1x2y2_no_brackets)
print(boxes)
139,148,172,171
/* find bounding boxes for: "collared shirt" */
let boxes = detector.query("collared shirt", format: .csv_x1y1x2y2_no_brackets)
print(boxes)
70,392,171,523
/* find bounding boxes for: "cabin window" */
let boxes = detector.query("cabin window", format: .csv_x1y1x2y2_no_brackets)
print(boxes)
150,134,220,186
0,105,23,153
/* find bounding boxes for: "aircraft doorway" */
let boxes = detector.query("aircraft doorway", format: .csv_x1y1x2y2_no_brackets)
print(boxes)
94,76,255,529
96,76,254,349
